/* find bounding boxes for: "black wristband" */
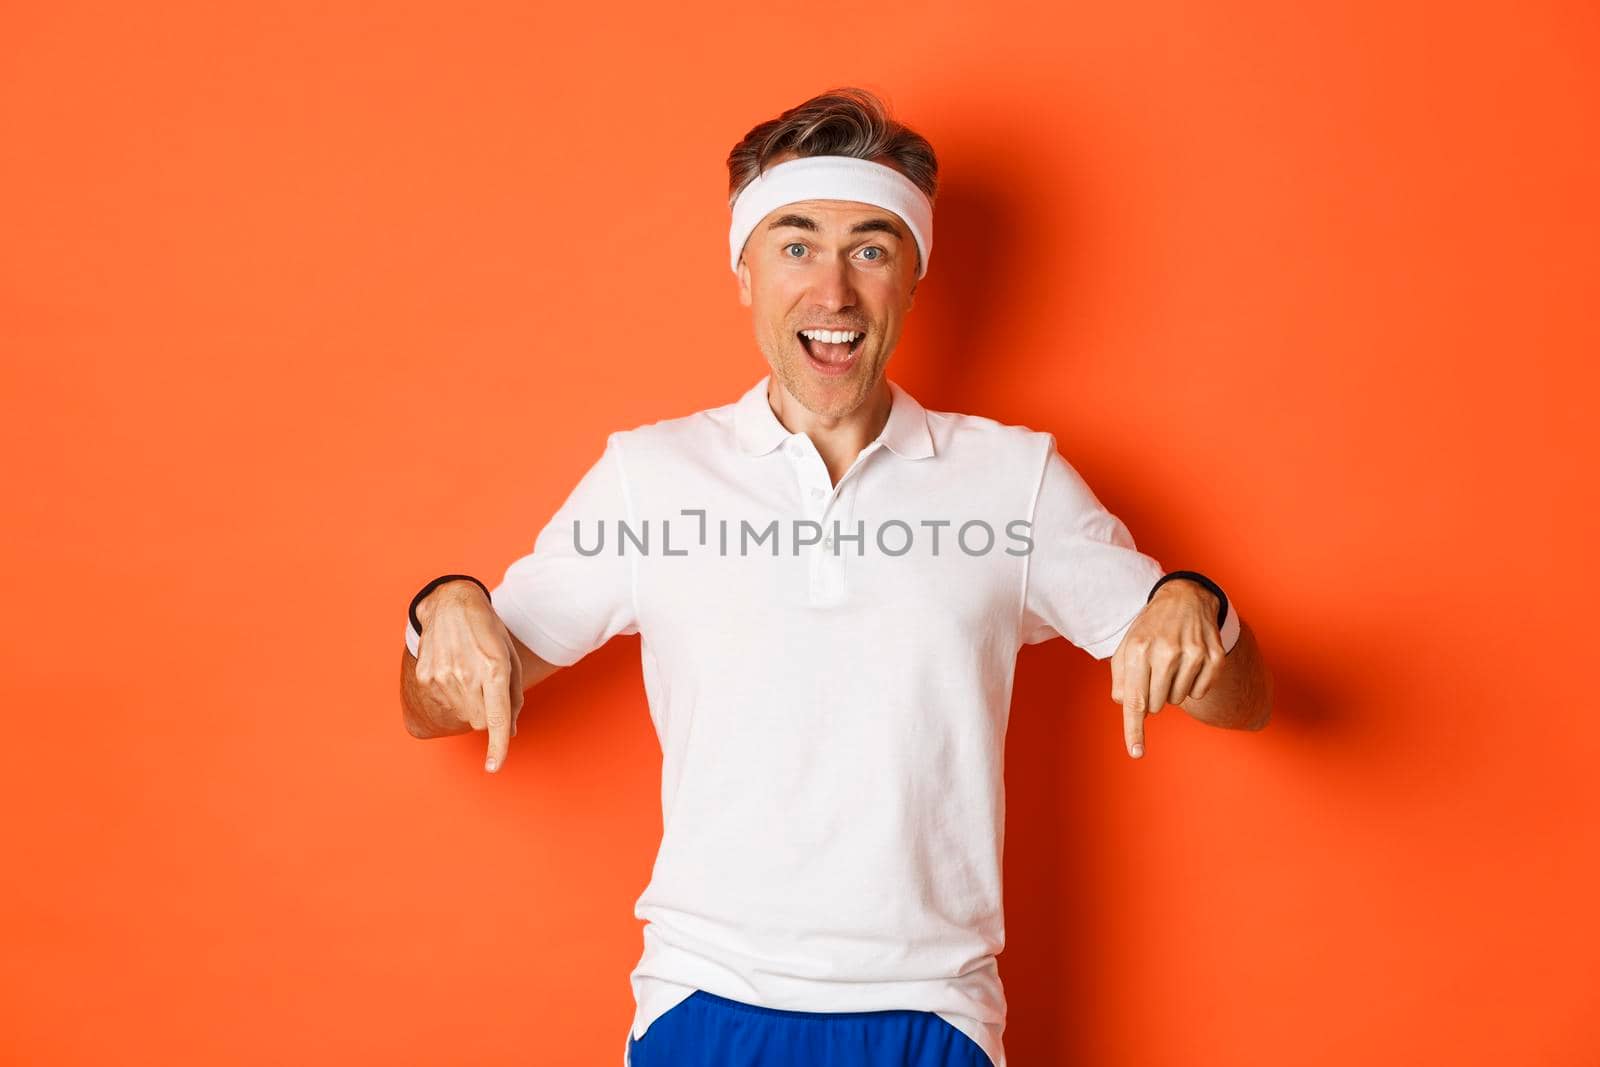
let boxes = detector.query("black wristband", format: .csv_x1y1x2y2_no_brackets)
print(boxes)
1147,569,1228,629
409,573,492,636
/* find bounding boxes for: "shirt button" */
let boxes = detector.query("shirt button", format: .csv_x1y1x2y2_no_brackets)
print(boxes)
810,488,824,499
822,536,834,552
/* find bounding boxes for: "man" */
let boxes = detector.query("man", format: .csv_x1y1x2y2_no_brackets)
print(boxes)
399,86,1272,1067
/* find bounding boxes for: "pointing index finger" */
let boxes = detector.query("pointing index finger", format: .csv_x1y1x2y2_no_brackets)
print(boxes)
1122,647,1150,759
483,670,513,773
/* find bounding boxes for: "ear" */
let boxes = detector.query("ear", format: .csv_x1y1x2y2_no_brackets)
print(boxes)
737,258,752,307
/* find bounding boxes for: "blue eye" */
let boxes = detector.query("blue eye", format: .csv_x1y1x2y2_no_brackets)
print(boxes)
782,243,887,262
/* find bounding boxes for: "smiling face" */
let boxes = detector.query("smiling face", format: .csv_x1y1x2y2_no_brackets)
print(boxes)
735,158,921,421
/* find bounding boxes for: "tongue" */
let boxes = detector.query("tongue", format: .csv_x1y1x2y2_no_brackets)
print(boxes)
806,337,854,363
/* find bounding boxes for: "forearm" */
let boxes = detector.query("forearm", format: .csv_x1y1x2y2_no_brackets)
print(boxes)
1179,617,1272,730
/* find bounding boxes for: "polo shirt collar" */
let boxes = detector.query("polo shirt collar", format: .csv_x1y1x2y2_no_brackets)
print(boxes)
734,374,935,460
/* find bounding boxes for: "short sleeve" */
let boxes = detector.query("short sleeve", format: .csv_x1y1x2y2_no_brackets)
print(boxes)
490,432,640,667
1019,434,1165,660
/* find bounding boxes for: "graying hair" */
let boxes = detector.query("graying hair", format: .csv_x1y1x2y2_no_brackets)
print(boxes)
726,87,939,272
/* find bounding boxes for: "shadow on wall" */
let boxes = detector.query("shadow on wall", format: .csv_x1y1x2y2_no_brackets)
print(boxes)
1003,617,1404,1061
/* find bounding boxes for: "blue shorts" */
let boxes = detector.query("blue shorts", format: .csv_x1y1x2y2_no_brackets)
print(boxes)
626,990,994,1067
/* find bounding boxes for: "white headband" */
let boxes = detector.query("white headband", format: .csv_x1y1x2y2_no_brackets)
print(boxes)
728,155,933,280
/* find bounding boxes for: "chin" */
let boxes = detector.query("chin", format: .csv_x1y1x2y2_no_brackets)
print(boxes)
796,365,880,416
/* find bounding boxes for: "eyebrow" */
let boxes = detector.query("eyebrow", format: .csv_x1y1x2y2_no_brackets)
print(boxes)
764,213,905,242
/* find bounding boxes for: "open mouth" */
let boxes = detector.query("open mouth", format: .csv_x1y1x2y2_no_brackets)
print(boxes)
796,329,865,376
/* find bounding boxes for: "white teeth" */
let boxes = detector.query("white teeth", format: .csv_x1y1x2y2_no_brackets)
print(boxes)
800,329,863,344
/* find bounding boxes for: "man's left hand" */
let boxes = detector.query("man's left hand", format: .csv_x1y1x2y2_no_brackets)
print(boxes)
1109,581,1226,759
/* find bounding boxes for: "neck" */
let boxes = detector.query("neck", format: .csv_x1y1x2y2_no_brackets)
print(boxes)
766,375,893,486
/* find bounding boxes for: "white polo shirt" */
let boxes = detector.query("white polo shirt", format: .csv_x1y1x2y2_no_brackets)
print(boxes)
479,375,1183,1067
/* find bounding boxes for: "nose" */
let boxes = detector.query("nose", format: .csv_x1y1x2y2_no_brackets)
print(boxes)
807,251,858,311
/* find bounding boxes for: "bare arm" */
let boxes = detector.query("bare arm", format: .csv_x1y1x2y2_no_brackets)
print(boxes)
1112,581,1274,758
1176,615,1271,731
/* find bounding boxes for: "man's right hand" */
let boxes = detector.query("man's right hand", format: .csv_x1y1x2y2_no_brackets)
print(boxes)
408,580,525,773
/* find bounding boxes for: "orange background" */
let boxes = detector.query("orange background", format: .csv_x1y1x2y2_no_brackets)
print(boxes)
3,2,1597,1063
